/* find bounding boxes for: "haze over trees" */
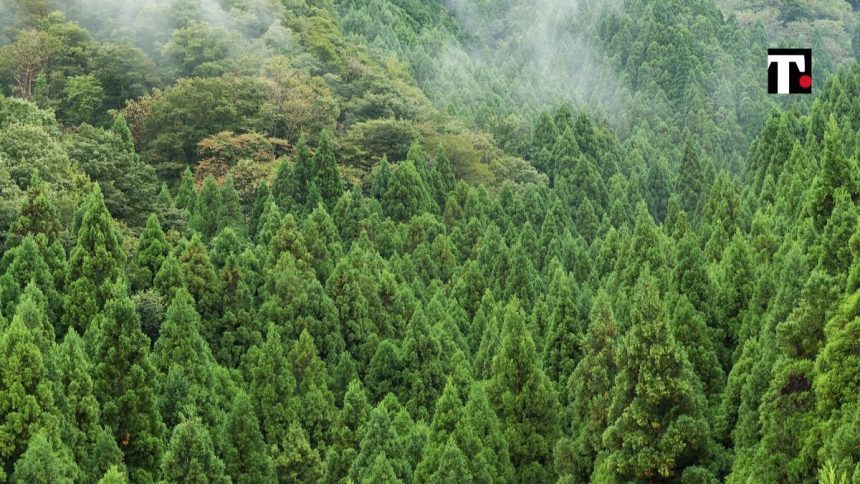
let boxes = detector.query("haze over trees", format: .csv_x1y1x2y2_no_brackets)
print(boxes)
1,0,860,482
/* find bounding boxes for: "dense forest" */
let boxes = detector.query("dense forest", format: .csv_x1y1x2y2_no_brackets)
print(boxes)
1,0,860,482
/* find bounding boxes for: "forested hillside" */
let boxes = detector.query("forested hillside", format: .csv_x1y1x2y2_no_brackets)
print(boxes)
1,0,860,482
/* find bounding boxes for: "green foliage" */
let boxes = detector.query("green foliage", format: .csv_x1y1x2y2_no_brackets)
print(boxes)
161,417,228,484
488,299,561,482
3,0,860,481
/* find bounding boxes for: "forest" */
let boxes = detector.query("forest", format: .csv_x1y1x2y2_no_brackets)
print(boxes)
1,0,860,482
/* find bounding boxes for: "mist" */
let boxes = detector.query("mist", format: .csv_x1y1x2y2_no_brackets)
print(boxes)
421,0,629,124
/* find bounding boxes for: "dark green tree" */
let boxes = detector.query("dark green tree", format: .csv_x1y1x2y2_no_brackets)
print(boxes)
488,299,561,482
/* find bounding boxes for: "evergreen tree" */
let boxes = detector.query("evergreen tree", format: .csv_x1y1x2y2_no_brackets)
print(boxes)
488,299,561,482
134,214,169,291
174,167,197,212
0,315,56,481
190,175,222,241
272,422,323,483
53,329,123,480
427,438,472,484
178,234,221,328
399,304,447,421
219,175,244,232
349,403,412,484
242,324,297,447
289,329,337,451
63,185,126,334
221,391,275,484
153,253,183,303
542,266,583,384
556,290,618,482
161,417,228,484
11,432,76,484
4,172,61,252
603,269,716,481
313,130,343,208
91,280,164,482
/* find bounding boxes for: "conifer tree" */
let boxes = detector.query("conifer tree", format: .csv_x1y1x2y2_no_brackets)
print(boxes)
63,185,126,334
289,329,337,451
134,214,169,290
603,269,716,481
556,290,617,482
91,280,164,482
174,167,197,212
190,175,221,241
428,438,472,484
219,175,244,232
11,432,76,483
273,422,323,483
313,130,343,208
53,329,123,480
542,266,584,384
178,234,221,327
153,253,183,303
488,299,561,482
808,116,860,231
1,238,56,323
161,417,228,484
3,172,61,252
0,315,56,481
270,157,294,213
383,161,436,222
399,304,446,421
292,137,314,206
242,324,297,447
349,404,413,483
221,390,275,484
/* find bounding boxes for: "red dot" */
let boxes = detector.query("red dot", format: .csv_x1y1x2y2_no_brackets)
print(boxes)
799,75,812,89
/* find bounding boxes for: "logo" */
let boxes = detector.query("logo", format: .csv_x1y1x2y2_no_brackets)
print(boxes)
768,48,812,94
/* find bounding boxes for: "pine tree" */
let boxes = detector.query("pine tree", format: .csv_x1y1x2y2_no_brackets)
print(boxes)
63,185,126,334
542,266,584,384
221,390,276,484
0,315,56,481
219,175,244,232
488,299,562,482
556,290,617,482
272,422,323,483
11,432,76,483
178,234,221,329
242,324,297,447
312,130,343,208
91,280,164,482
603,269,716,481
190,175,222,241
175,167,197,212
399,304,446,421
53,329,123,480
289,329,337,451
161,417,228,484
134,213,169,291
349,403,412,483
